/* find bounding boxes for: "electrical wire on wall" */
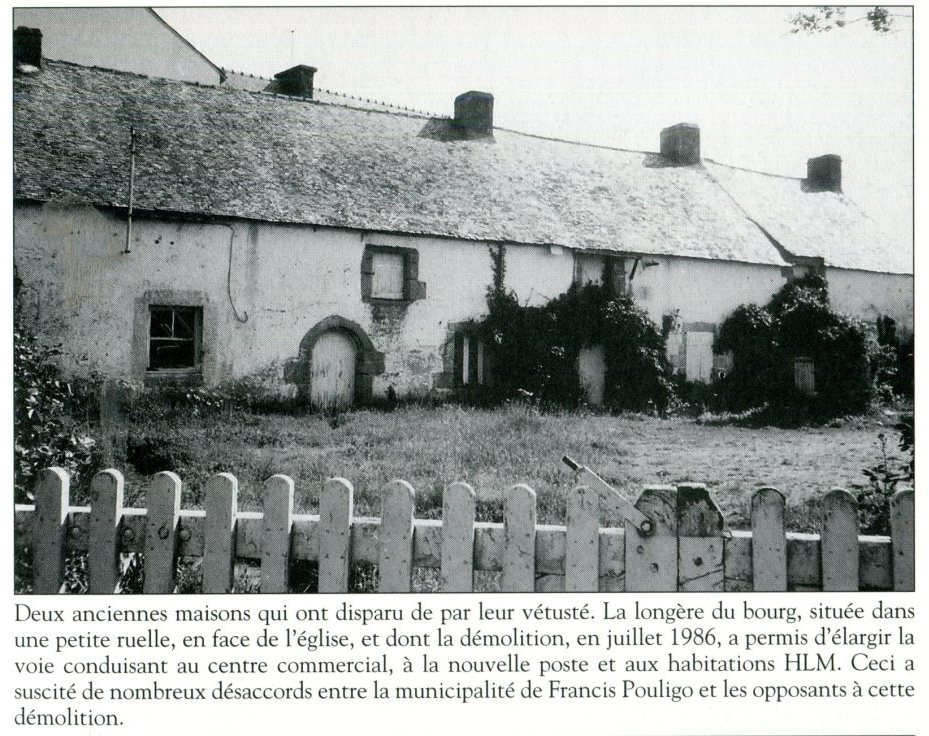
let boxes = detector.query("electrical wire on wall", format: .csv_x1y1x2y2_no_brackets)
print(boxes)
221,224,249,323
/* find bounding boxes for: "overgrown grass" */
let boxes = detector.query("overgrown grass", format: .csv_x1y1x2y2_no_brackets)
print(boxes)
94,401,900,534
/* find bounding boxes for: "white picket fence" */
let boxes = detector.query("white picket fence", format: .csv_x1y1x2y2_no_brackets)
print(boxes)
14,467,915,593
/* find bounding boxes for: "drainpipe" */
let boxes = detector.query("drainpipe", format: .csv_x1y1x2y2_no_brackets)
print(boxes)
124,126,136,254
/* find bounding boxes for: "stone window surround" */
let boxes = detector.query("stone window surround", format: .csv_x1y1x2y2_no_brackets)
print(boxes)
454,330,487,388
361,244,427,305
132,290,215,383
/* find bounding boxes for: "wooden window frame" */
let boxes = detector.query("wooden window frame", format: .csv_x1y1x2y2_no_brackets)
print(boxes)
361,244,427,305
147,305,203,373
133,290,213,385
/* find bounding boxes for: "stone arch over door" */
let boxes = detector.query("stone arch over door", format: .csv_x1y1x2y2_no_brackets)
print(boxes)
298,316,384,406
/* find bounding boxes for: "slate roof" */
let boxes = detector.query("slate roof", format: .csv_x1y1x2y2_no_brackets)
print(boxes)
705,161,911,275
222,69,434,115
13,60,908,273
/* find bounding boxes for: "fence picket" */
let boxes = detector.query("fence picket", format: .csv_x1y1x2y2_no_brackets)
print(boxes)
565,485,599,592
821,488,859,591
502,484,537,592
890,488,915,591
32,467,70,594
441,482,476,592
88,470,125,594
318,478,354,593
260,475,294,594
677,483,724,592
17,466,916,596
143,472,182,594
202,473,238,594
378,480,416,592
625,485,676,592
751,487,787,591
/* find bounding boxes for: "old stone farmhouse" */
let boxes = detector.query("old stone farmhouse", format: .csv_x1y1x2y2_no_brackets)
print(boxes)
13,31,912,409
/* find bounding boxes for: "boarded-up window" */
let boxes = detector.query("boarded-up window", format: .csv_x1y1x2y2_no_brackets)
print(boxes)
361,245,426,303
148,305,201,371
684,331,714,383
371,251,405,300
577,344,606,406
454,334,486,387
794,357,816,396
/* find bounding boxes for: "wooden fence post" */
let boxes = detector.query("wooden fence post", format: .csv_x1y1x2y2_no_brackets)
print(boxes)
378,480,415,593
202,473,238,594
890,488,915,591
751,487,787,591
677,483,725,592
441,482,476,592
14,464,912,596
32,467,70,594
565,485,599,592
821,488,859,591
502,484,537,592
88,469,125,594
625,485,677,592
318,478,354,593
260,475,294,594
144,471,182,594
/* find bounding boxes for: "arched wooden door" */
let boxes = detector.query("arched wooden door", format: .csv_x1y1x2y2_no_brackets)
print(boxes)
310,330,357,411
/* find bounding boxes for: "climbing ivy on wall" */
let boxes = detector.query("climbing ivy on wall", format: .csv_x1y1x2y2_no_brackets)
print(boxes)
468,246,675,412
717,272,876,417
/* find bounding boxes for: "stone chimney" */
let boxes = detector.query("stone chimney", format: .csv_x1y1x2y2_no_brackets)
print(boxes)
454,91,494,139
14,27,42,69
806,154,842,193
271,64,317,98
660,123,700,165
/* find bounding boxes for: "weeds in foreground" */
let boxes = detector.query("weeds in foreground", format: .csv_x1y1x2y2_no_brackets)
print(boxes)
855,415,914,535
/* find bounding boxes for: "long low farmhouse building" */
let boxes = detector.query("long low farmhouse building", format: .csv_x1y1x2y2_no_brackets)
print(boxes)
13,30,912,409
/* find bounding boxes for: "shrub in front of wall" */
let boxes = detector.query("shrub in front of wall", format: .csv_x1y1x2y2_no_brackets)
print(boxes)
13,312,101,503
479,289,581,405
806,312,873,414
895,333,914,398
715,304,777,410
600,294,677,412
874,315,913,399
717,272,877,418
476,282,675,412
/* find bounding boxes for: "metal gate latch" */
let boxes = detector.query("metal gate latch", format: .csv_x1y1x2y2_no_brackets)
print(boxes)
562,455,654,536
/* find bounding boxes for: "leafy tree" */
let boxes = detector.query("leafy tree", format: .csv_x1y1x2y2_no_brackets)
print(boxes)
789,6,905,34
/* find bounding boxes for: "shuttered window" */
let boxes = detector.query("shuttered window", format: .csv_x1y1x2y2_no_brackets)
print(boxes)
454,334,486,387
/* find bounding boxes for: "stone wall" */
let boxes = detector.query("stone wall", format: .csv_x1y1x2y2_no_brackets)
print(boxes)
14,201,912,399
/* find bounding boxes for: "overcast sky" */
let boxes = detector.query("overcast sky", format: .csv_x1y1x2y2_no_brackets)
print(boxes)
157,6,912,244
